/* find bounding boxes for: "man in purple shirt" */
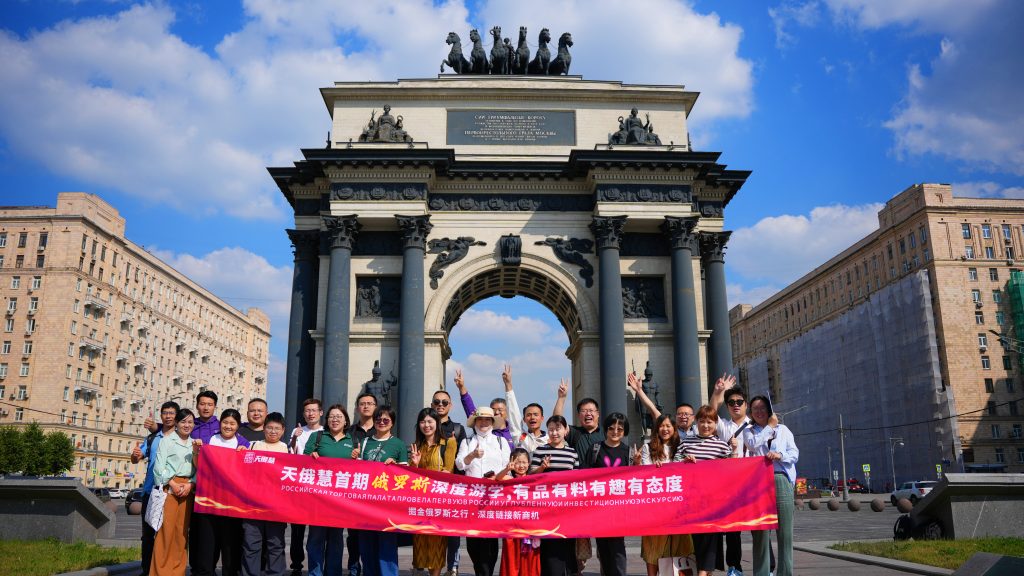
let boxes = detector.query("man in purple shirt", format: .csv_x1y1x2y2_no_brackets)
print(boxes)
190,389,220,576
453,369,514,450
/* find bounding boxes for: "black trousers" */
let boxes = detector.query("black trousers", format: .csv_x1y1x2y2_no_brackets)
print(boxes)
466,537,499,576
540,539,574,576
190,511,219,576
213,515,243,576
725,531,742,568
291,523,307,572
348,528,362,572
140,493,155,576
594,537,625,576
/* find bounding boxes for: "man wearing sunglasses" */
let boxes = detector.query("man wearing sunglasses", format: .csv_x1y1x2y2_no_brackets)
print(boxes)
710,375,746,576
431,387,467,576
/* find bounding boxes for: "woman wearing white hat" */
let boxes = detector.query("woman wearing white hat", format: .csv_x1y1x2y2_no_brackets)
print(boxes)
456,405,511,576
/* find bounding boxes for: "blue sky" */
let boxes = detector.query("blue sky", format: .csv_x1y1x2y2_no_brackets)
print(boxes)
2,0,1021,417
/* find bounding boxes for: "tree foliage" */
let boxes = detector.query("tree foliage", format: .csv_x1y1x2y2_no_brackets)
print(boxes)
0,424,76,476
0,426,25,474
43,431,75,475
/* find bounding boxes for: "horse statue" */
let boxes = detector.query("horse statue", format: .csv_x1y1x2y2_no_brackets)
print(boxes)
440,31,470,74
548,32,573,75
528,28,552,74
489,26,509,74
514,26,530,74
469,29,489,74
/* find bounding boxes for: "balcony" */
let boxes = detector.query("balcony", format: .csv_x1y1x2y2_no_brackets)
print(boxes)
84,296,108,312
79,337,106,353
74,380,100,401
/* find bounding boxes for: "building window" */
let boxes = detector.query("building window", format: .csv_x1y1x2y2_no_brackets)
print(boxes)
982,224,992,239
965,246,975,259
17,232,27,248
985,246,996,259
0,364,6,378
923,247,931,261
899,239,907,254
909,234,917,249
1004,224,1013,240
4,319,11,333
995,448,1005,464
6,298,16,313
979,333,989,348
1008,379,1016,393
997,311,1006,325
0,232,5,247
22,341,32,355
1013,424,1022,439
993,290,1002,303
1018,448,1024,463
30,276,41,290
976,311,985,324
990,268,999,281
962,224,972,239
1008,247,1016,260
28,297,37,312
987,401,998,415
14,408,23,422
1003,356,1012,370
984,377,995,392
19,362,29,377
10,277,19,289
972,289,982,303
981,356,991,369
920,226,928,244
0,341,8,355
992,424,1001,438
35,255,44,268
70,320,77,335
968,268,978,281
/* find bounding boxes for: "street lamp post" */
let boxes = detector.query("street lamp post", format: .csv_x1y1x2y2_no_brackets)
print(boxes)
889,436,904,492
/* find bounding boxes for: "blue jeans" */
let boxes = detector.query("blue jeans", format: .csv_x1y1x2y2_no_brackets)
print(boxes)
359,531,398,576
308,525,346,576
447,536,461,571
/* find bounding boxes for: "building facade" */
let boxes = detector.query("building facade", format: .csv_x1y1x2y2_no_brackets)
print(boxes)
732,183,1024,488
0,193,270,488
271,75,750,439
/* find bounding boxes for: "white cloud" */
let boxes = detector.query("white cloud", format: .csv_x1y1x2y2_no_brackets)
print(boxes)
449,309,553,346
727,282,783,308
950,181,1024,200
727,203,883,286
824,0,998,32
768,2,820,49
446,346,570,422
477,0,755,123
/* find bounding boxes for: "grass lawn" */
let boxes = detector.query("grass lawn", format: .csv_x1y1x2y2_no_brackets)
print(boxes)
0,539,140,576
830,538,1024,570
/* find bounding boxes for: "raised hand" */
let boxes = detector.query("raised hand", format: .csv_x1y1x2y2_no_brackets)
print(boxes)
473,443,485,460
143,417,157,433
409,444,421,467
130,441,143,462
454,369,466,393
351,446,361,459
541,456,552,470
626,371,642,393
502,364,513,390
714,372,736,393
557,378,569,399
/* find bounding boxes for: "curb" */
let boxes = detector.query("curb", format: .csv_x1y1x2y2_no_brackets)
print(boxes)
55,560,142,576
795,541,954,575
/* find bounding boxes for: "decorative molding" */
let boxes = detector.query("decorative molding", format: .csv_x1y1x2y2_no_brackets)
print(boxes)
699,231,732,263
355,276,401,319
695,199,724,218
590,216,628,250
428,193,593,212
622,276,667,319
499,235,522,266
286,229,320,261
329,182,428,202
619,233,670,257
396,215,434,250
535,237,595,288
352,232,403,256
595,184,691,203
427,237,487,289
661,217,700,252
322,215,361,251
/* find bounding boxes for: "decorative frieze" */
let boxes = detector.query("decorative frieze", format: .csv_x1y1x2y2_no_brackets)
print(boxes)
428,237,487,289
329,182,428,202
595,184,691,203
355,277,401,319
428,193,593,212
535,237,595,288
622,276,667,319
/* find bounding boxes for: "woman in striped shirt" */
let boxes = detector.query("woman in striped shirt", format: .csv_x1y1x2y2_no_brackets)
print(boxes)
529,415,578,576
675,405,735,576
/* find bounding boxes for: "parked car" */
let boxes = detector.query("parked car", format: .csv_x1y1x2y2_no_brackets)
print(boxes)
891,480,937,505
837,478,868,494
90,487,111,502
109,488,126,499
125,488,145,513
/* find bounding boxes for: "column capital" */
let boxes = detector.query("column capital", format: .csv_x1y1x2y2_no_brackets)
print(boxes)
590,215,628,250
322,214,361,251
396,215,433,250
286,229,321,261
661,216,700,252
699,231,732,263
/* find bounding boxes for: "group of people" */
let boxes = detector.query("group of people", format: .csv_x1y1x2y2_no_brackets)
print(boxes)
130,366,798,576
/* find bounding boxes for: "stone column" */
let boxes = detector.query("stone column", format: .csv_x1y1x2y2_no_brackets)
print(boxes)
590,215,628,416
662,217,703,409
701,231,734,395
284,229,321,429
396,215,433,441
321,215,361,410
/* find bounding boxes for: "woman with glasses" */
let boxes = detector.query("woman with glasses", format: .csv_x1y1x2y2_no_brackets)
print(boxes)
410,408,457,576
150,408,197,576
354,406,407,576
589,413,631,576
305,404,356,576
742,396,798,576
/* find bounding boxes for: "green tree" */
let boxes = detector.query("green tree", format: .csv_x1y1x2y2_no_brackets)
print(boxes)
20,422,47,476
42,430,75,475
0,426,25,474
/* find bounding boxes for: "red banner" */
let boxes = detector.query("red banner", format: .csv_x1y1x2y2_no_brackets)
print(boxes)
195,446,778,538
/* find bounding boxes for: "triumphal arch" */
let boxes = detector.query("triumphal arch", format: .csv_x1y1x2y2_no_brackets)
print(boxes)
271,36,749,438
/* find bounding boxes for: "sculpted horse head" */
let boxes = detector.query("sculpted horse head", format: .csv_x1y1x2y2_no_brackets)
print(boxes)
469,28,481,43
548,32,573,75
538,28,551,46
558,32,573,49
446,31,460,46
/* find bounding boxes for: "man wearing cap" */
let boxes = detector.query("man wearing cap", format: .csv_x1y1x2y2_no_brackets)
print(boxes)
456,406,511,576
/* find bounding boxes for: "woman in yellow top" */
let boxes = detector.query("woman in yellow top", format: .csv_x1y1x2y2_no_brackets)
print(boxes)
150,408,197,576
408,407,457,576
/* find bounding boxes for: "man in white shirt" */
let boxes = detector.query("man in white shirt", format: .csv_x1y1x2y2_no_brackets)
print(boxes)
456,406,510,576
288,398,323,576
502,364,548,454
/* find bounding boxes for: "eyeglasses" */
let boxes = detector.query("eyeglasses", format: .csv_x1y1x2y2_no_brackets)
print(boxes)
358,402,376,408
375,417,392,424
579,409,598,415
327,415,346,421
431,399,450,407
726,399,745,407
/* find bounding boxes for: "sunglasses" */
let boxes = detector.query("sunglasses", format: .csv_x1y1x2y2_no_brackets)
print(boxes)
726,399,745,407
432,399,451,407
375,417,392,423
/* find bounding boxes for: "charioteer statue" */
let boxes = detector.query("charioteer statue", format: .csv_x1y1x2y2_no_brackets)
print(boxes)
358,105,413,143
